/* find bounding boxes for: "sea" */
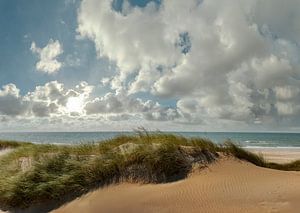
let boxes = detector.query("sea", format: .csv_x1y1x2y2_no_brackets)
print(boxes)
1,132,300,148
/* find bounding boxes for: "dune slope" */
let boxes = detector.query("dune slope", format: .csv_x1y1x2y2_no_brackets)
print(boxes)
53,158,300,213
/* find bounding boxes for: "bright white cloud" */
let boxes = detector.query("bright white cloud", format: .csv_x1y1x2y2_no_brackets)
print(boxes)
0,81,92,118
76,0,300,130
0,81,180,130
25,81,94,116
30,39,63,74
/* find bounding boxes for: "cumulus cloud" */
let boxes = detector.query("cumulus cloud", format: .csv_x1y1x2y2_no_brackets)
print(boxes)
30,39,63,74
0,81,180,126
3,0,300,131
84,90,180,121
26,81,94,116
76,0,300,129
0,81,93,118
0,84,29,116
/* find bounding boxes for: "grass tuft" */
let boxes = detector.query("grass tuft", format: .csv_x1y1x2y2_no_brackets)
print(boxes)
222,141,267,167
222,141,300,171
266,160,300,171
0,140,31,150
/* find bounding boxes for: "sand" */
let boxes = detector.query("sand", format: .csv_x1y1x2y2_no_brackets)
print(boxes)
246,147,300,164
0,149,12,157
53,158,300,213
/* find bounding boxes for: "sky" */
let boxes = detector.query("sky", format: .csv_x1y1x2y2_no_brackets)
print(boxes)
1,0,300,132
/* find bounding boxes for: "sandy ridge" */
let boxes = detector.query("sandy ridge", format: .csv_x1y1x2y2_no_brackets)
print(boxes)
53,158,300,213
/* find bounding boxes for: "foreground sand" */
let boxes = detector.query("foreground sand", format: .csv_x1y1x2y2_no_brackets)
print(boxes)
53,158,300,213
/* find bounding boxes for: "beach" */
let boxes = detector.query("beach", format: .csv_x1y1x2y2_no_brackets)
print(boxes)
246,147,300,164
53,157,300,213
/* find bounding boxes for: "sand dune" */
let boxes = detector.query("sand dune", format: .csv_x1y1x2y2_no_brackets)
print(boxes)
53,158,300,213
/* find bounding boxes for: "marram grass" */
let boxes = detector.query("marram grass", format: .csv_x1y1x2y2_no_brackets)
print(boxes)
0,132,299,210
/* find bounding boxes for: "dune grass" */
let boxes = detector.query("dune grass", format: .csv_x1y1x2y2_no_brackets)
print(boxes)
0,133,218,209
0,132,299,210
222,141,267,167
266,160,300,171
0,140,31,150
222,141,300,171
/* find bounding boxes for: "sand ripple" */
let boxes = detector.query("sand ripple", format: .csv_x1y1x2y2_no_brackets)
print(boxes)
53,158,300,213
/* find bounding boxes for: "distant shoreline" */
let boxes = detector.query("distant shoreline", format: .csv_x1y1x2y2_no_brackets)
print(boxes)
1,131,300,147
246,147,300,164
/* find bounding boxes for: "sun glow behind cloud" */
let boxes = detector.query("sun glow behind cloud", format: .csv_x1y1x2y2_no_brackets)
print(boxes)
66,96,84,113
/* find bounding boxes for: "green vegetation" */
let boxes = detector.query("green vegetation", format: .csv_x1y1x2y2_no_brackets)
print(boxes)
267,160,300,171
0,132,299,211
222,141,267,167
0,140,31,150
0,133,218,210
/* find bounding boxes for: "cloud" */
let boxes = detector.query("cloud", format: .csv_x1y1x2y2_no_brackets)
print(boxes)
26,81,94,116
76,0,300,129
0,81,179,125
3,0,300,131
30,39,63,74
0,81,93,118
84,90,180,121
0,84,29,116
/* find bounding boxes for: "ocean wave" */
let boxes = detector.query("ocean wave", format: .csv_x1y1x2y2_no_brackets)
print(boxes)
243,140,270,145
